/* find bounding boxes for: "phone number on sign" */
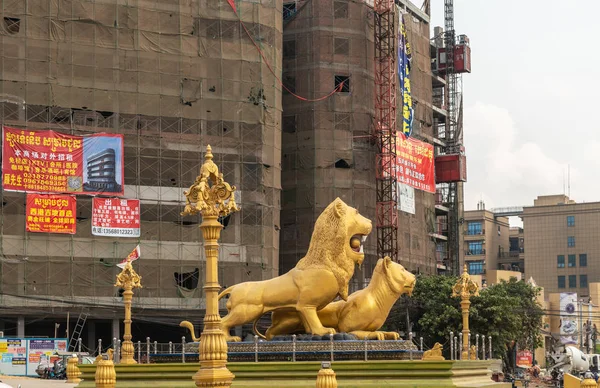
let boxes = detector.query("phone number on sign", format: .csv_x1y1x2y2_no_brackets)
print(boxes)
92,227,140,237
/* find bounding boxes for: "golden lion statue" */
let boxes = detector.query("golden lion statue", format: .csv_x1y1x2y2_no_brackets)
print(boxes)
182,198,372,342
257,257,416,340
469,345,477,360
422,342,445,361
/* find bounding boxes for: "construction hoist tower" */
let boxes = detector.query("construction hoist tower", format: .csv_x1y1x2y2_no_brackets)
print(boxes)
440,0,470,275
373,0,398,262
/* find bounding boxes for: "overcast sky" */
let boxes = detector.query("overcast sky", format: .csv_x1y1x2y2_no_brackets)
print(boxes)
428,0,598,216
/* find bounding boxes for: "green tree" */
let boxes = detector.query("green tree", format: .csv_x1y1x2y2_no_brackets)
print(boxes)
384,275,544,366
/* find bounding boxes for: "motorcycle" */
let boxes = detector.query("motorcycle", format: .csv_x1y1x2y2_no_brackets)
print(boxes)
41,359,66,379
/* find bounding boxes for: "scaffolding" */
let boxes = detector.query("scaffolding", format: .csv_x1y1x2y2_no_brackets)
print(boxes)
0,0,282,322
280,0,438,284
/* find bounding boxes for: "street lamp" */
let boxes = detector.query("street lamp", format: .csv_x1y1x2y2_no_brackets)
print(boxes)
452,264,479,360
181,145,239,388
114,256,142,364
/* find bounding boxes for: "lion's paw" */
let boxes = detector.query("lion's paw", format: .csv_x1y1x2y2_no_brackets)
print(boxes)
384,332,400,340
313,327,337,336
226,336,242,342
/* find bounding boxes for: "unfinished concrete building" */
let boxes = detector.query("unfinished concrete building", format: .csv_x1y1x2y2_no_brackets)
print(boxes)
0,0,282,345
280,0,439,283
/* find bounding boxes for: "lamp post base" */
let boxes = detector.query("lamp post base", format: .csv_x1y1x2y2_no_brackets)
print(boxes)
193,319,234,388
120,340,137,365
193,363,235,388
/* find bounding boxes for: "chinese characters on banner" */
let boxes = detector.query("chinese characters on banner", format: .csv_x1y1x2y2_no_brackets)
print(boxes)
92,198,140,237
396,133,435,193
26,194,76,234
398,14,414,137
2,126,124,196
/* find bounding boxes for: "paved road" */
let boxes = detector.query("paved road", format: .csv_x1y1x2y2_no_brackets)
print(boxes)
0,377,76,388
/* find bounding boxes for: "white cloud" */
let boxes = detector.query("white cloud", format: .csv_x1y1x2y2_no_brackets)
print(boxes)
463,102,576,211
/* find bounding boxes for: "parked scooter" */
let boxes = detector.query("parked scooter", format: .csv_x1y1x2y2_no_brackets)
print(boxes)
41,358,66,379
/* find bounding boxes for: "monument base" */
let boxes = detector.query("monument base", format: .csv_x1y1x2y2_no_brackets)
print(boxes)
76,360,511,388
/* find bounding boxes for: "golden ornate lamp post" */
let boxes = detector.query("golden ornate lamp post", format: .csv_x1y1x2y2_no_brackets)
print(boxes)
181,144,239,388
115,256,142,364
451,264,479,360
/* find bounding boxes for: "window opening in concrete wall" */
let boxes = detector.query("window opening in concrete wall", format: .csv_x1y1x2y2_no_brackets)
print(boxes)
334,113,350,131
218,214,231,229
282,115,297,133
174,268,200,290
558,276,565,289
568,254,576,268
334,159,350,169
334,38,349,55
334,1,348,19
335,75,350,93
580,253,587,267
283,75,296,94
283,3,297,20
3,17,20,34
283,40,296,58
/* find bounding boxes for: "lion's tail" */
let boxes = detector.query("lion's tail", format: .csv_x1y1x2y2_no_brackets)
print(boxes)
218,285,235,301
252,316,267,340
179,320,200,342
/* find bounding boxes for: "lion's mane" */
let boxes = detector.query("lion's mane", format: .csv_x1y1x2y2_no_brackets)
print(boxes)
296,200,355,300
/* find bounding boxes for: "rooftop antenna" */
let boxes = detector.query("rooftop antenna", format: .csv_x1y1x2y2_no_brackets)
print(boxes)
568,164,571,198
562,167,565,195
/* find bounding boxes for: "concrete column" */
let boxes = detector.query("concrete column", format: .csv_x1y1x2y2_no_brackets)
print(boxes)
87,321,96,352
112,319,120,343
17,316,25,338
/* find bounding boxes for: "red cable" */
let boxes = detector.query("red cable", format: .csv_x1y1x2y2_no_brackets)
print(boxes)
228,1,343,102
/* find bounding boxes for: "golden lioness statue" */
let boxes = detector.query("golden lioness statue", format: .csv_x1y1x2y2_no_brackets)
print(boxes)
182,198,372,342
257,257,416,340
422,342,445,361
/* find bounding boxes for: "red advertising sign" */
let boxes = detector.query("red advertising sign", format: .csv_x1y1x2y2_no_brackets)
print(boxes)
26,194,76,234
396,133,435,193
92,198,140,237
2,126,124,196
516,350,533,368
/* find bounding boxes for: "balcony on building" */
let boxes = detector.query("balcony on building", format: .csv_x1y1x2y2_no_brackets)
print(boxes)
434,192,449,214
429,216,448,241
465,259,485,275
498,249,524,273
465,248,486,257
435,248,448,265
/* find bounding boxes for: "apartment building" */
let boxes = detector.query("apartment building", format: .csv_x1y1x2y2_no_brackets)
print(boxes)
463,201,510,277
523,195,600,296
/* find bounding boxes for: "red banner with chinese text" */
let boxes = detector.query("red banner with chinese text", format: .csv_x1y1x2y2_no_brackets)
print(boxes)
26,194,76,234
2,126,124,196
396,133,435,193
92,198,140,237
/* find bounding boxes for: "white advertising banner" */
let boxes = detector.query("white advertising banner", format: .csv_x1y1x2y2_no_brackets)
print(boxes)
92,198,140,237
398,183,415,214
560,292,578,345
